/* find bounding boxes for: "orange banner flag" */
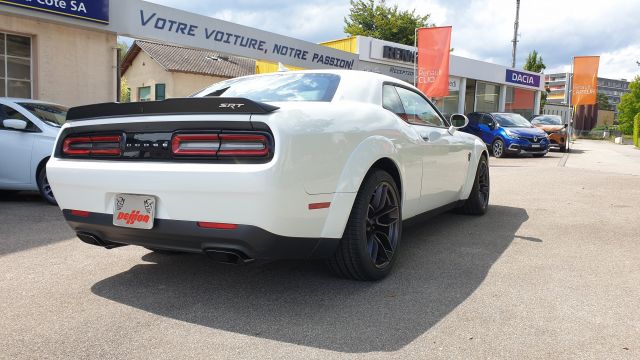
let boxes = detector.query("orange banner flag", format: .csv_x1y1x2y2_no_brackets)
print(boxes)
572,56,599,106
416,26,452,97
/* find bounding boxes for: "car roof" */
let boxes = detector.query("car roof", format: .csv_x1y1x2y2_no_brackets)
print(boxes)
0,97,66,107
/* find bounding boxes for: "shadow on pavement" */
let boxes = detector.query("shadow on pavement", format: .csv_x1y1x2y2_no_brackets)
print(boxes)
91,205,528,353
0,192,73,256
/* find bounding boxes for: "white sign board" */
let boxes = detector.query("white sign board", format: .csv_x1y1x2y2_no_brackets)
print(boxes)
0,0,359,70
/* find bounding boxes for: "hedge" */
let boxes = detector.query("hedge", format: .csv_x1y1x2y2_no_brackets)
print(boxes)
635,113,640,148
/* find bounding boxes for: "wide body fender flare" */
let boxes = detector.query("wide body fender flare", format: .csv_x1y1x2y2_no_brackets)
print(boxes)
320,136,403,238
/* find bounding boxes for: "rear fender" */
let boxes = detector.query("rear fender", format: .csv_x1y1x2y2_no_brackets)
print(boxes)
459,138,489,200
320,136,401,238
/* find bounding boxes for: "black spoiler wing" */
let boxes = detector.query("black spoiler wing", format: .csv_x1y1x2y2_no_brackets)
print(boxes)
66,97,279,121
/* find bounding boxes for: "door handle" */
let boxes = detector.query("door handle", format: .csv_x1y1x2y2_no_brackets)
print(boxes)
421,134,430,141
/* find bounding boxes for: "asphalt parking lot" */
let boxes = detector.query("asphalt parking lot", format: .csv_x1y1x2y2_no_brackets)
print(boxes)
1,140,639,359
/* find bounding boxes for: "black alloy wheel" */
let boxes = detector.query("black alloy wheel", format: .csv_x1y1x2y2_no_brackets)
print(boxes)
365,181,401,268
37,167,57,205
457,155,490,215
328,169,402,281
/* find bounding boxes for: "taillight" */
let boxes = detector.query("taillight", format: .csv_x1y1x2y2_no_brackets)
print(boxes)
172,134,220,156
171,133,270,157
63,135,122,156
218,134,269,157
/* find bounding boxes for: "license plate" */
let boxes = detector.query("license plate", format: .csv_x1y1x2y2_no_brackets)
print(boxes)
531,144,540,148
113,194,156,229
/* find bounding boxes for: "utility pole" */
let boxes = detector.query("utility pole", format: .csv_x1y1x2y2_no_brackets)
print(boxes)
511,0,520,68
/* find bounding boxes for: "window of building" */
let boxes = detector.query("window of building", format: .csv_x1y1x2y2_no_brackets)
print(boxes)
475,82,500,113
138,86,151,102
155,83,166,101
464,79,477,113
505,86,536,119
1,32,32,98
431,90,460,119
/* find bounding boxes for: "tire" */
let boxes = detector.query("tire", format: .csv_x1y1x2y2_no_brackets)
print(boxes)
327,169,402,281
457,155,490,215
492,139,506,158
36,166,57,205
560,145,567,153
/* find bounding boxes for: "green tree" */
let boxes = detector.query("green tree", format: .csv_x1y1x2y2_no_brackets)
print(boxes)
596,93,612,110
523,50,546,110
617,76,640,135
523,50,546,73
120,77,131,103
344,0,432,46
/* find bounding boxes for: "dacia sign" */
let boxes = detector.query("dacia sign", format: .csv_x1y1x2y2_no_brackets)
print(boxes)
0,0,109,24
506,69,540,87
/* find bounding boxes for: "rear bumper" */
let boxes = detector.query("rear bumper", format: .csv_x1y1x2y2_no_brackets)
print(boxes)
64,210,339,260
47,157,356,239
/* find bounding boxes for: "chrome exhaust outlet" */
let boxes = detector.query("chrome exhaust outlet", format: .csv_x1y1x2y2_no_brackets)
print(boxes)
76,232,125,249
204,248,254,265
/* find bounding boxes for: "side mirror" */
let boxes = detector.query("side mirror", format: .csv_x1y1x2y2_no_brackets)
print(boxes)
563,124,568,128
448,114,469,135
450,114,469,128
2,119,28,130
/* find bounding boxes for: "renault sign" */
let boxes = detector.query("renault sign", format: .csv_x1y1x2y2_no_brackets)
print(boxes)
0,0,109,24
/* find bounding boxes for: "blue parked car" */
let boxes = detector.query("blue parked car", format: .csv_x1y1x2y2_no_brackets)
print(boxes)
463,112,550,158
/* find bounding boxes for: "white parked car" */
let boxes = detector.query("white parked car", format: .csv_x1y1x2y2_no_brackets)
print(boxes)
0,98,68,204
47,70,490,280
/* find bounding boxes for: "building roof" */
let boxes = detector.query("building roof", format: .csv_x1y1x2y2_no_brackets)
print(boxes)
121,40,255,78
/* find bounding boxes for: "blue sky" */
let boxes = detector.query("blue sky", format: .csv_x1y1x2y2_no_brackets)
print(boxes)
142,0,640,80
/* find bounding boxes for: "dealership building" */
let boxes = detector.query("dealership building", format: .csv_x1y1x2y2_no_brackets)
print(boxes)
1,0,544,117
319,36,545,118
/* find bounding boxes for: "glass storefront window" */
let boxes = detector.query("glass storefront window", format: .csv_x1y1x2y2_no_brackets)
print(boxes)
475,82,500,113
1,32,32,98
505,86,535,119
464,79,476,114
431,91,459,118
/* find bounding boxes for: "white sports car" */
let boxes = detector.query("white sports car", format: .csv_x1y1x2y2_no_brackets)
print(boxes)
47,70,490,280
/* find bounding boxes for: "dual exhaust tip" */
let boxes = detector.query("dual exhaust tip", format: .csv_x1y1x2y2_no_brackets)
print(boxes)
75,232,254,265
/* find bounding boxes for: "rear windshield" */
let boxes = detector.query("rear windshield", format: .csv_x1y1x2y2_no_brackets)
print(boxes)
18,103,68,127
195,73,340,102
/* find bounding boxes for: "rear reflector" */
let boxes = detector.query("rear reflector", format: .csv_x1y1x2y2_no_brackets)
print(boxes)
197,222,238,230
70,210,90,218
63,135,122,156
308,202,331,210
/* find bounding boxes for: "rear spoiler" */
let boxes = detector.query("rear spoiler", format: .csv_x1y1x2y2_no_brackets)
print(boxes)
66,97,279,121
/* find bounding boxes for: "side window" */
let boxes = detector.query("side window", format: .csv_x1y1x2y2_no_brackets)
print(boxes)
467,113,481,125
394,86,445,127
481,114,495,127
382,85,407,120
0,104,36,131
